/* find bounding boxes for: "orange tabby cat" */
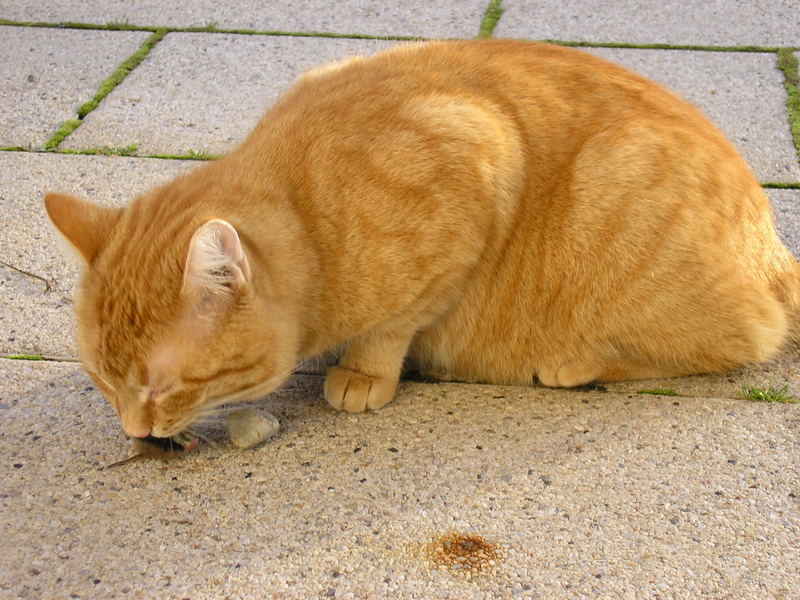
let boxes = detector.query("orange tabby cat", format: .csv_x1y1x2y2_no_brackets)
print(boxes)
45,40,800,440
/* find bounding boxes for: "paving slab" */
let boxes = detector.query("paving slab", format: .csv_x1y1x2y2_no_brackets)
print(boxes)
62,34,401,157
770,189,800,255
2,360,798,599
0,151,192,356
0,0,488,39
0,26,149,150
582,47,800,183
495,0,800,47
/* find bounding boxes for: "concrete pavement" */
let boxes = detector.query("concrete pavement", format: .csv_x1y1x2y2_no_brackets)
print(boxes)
1,1,798,598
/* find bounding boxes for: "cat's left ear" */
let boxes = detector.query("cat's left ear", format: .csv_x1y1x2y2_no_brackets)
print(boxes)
44,193,120,266
182,219,251,300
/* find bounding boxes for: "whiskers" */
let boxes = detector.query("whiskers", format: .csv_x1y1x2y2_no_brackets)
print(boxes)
186,362,300,430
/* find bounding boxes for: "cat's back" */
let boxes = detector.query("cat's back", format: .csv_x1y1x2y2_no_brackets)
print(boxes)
245,39,730,189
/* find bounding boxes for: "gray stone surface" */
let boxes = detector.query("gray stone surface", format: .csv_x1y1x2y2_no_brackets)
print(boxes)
63,34,401,156
495,0,800,47
0,26,149,150
2,4,800,598
0,0,489,38
0,151,192,356
770,189,800,257
583,47,800,183
2,361,799,599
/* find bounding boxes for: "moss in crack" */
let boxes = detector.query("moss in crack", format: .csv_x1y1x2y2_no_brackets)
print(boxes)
184,149,218,160
637,388,681,397
39,30,166,150
543,39,783,53
43,119,82,150
762,182,800,189
477,0,504,39
0,19,421,41
777,49,800,166
78,29,167,118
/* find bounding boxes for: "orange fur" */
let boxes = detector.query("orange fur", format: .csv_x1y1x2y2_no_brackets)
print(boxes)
44,40,800,436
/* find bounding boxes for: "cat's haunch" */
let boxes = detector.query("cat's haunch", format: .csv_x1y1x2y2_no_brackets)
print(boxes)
45,40,800,439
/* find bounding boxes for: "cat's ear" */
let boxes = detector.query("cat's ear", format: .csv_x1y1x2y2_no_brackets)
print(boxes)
43,193,120,266
182,219,251,300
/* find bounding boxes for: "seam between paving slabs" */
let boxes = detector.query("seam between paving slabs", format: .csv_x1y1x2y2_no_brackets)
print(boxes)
0,18,796,53
477,0,504,39
0,18,424,41
776,49,800,166
42,29,167,151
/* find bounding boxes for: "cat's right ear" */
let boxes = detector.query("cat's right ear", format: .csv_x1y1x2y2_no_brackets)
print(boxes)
43,193,119,266
182,219,251,301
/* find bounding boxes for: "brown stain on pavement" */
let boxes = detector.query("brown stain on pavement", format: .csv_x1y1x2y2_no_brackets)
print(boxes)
424,532,504,576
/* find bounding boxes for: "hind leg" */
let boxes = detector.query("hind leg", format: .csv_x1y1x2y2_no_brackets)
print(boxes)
537,360,602,388
537,358,688,387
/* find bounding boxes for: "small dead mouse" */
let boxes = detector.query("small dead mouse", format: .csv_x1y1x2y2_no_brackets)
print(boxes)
103,432,201,469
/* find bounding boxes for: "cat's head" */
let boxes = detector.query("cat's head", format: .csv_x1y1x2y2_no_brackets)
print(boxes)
44,192,297,439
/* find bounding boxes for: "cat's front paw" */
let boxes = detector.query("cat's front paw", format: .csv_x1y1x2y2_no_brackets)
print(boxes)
324,366,398,413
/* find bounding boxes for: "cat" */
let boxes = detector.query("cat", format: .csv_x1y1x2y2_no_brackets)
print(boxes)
44,39,800,441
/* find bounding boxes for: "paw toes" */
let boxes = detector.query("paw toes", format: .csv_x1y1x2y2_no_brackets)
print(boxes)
538,360,600,388
324,366,396,413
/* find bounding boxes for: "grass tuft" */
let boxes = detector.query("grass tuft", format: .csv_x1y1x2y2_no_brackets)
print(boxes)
637,388,681,397
184,149,218,160
776,49,800,166
477,0,504,39
740,382,798,404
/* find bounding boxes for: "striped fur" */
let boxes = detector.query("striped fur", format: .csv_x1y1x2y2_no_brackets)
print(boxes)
45,40,800,435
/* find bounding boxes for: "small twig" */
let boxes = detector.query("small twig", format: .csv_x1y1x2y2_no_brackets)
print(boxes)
0,259,52,292
100,454,147,470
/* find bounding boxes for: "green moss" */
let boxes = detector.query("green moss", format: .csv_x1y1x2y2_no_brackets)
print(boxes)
740,383,798,404
184,149,219,160
0,18,153,31
777,49,800,166
477,0,504,39
38,31,166,151
761,182,800,189
43,119,82,150
78,29,167,118
105,21,138,31
637,388,681,397
543,39,784,53
99,143,139,156
0,18,422,41
3,354,45,361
